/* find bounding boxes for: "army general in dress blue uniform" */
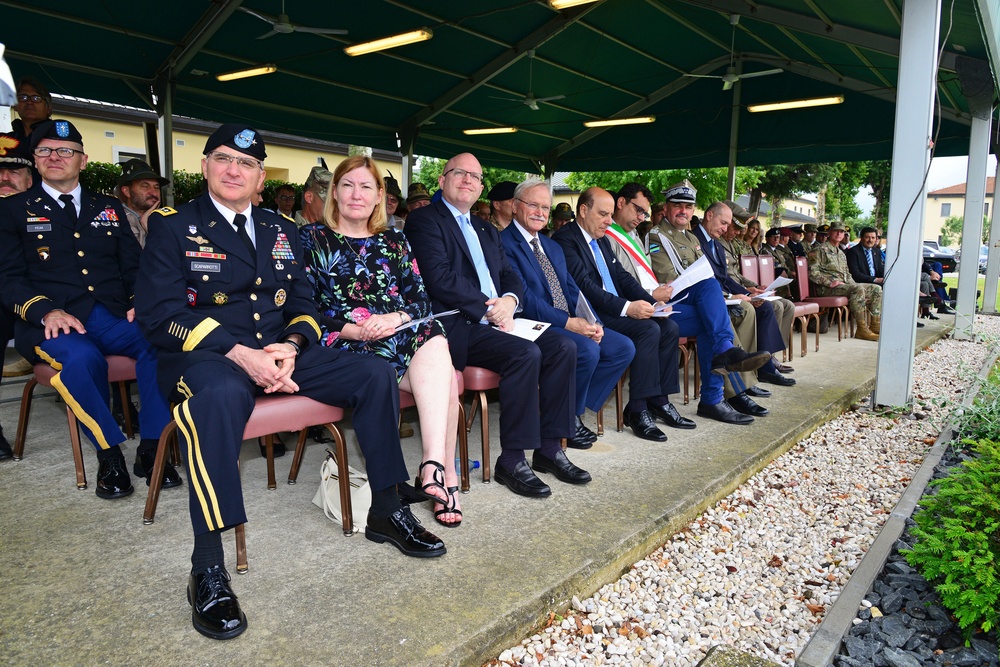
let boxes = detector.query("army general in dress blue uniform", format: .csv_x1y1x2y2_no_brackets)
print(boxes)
0,119,173,498
135,124,445,641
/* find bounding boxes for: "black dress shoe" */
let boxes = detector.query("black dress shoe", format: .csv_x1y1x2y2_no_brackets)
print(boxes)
365,506,447,557
0,432,12,461
696,401,754,425
927,312,940,320
566,416,597,449
494,459,552,497
647,401,696,429
532,450,591,485
710,347,771,375
775,363,794,374
917,322,925,328
188,565,247,640
745,386,771,398
95,456,134,499
938,305,956,314
134,446,182,488
622,409,667,442
758,371,796,386
258,434,286,458
728,393,769,416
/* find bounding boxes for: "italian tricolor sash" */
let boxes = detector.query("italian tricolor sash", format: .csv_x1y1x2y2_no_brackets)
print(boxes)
607,224,659,291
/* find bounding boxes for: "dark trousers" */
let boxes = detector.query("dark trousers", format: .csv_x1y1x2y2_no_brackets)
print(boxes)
170,344,409,536
603,315,680,402
551,327,634,414
670,278,735,405
752,300,785,353
463,324,576,450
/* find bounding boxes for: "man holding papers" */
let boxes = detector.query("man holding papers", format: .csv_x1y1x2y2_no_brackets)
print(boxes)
554,186,768,436
406,153,589,498
502,179,635,449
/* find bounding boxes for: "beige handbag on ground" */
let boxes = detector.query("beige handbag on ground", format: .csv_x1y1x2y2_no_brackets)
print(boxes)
311,448,371,525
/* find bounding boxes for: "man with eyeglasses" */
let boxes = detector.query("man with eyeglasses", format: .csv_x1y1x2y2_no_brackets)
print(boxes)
406,153,584,498
12,77,52,141
501,178,634,454
0,119,175,493
136,123,445,641
271,183,296,218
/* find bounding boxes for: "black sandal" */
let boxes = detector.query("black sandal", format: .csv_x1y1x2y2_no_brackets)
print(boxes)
413,460,449,505
434,486,463,528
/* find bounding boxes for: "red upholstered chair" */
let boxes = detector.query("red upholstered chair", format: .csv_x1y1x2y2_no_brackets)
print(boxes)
794,256,850,341
740,254,760,285
758,256,820,358
13,355,136,490
461,366,500,483
144,394,349,574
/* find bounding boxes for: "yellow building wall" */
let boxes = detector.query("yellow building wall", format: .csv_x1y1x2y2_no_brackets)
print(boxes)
924,194,994,247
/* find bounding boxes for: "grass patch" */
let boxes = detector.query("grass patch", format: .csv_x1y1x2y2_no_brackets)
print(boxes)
943,275,1000,310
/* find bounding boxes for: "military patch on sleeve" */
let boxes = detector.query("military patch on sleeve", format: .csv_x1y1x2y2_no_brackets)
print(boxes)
154,207,178,216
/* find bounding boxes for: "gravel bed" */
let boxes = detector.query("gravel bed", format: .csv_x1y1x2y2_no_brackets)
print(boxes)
490,317,1000,667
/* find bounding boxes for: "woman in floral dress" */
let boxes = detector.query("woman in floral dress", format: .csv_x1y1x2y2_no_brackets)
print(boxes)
301,156,462,527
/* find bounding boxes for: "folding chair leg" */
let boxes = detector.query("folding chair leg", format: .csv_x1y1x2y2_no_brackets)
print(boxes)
614,377,624,432
67,408,87,490
475,391,491,483
264,434,277,490
235,524,248,574
596,408,604,436
457,402,470,493
117,381,134,439
332,429,355,536
13,377,38,460
144,421,178,525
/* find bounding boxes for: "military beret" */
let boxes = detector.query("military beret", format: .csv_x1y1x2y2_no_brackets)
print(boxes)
0,132,33,168
765,227,780,238
29,119,83,151
203,123,266,161
487,180,516,201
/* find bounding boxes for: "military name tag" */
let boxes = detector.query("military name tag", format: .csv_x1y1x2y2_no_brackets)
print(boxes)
191,261,221,272
26,223,52,232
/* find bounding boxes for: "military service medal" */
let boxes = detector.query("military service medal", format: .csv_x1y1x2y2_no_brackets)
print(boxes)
274,289,287,306
213,292,228,305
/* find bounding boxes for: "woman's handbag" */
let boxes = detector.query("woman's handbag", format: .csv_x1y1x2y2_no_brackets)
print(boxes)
312,448,371,525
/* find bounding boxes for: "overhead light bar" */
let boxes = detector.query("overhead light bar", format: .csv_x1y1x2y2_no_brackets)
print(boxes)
549,0,601,9
747,95,845,113
216,65,277,82
344,29,433,56
583,116,656,128
463,127,518,135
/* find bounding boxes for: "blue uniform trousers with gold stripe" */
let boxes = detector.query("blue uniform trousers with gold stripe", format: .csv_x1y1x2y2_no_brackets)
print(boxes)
170,343,408,536
36,303,170,450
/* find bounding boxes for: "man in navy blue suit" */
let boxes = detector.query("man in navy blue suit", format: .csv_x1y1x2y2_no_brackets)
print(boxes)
405,153,589,497
695,202,795,387
501,178,634,449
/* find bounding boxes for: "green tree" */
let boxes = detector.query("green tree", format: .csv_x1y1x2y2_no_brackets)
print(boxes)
939,215,990,247
828,162,868,221
862,160,892,228
412,157,533,195
564,167,765,210
754,163,841,225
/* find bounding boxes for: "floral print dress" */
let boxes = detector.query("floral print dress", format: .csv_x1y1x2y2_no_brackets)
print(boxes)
300,224,444,382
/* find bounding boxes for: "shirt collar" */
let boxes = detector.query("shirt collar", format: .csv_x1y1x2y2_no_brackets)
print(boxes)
42,182,82,206
207,194,253,226
441,197,468,223
513,219,537,243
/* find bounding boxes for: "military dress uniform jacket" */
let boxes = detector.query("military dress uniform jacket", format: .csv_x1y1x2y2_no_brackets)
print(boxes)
646,223,702,284
135,194,321,391
0,183,140,359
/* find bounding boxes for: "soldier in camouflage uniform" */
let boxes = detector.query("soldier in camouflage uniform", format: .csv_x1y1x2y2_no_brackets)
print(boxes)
807,221,880,341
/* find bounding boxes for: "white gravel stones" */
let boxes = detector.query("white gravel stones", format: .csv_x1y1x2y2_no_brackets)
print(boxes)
491,318,1000,667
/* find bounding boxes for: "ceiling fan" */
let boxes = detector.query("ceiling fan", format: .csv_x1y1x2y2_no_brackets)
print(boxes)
683,14,782,90
239,1,348,40
492,50,565,111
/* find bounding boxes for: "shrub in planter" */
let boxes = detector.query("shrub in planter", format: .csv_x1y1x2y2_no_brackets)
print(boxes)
904,438,1000,638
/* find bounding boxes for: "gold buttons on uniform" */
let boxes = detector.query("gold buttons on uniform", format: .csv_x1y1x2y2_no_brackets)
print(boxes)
74,232,81,238
87,286,94,292
256,332,263,340
287,274,291,280
253,313,260,321
255,278,262,286
202,275,209,281
37,234,43,239
107,231,112,236
82,269,88,275
250,294,257,301
77,251,84,257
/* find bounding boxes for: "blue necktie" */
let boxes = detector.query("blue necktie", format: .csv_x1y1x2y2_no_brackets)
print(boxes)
458,215,496,298
865,248,875,276
590,238,619,297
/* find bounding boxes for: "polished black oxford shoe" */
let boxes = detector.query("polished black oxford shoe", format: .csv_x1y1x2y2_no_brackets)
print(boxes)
622,409,667,442
745,386,771,398
188,565,247,640
727,393,769,417
365,506,446,557
710,347,770,375
532,449,591,485
758,371,796,386
566,416,597,449
494,458,552,497
95,456,134,499
696,400,754,425
133,446,182,488
647,401,696,429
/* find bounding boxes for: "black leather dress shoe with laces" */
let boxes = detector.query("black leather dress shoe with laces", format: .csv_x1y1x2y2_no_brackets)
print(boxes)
134,447,182,488
623,409,667,442
710,347,771,375
745,386,771,398
647,401,696,429
566,416,597,449
727,393,769,416
365,506,447,557
532,449,591,484
494,459,552,497
0,432,12,460
696,400,754,425
96,456,134,499
188,565,247,640
758,371,796,386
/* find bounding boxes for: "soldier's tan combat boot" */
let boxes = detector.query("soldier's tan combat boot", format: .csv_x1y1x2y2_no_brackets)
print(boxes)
855,322,879,341
869,315,881,334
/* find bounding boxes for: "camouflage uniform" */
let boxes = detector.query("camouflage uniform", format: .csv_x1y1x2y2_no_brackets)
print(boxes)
807,242,881,321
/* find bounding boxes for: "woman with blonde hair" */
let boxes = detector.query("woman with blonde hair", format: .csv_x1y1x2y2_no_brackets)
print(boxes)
300,156,463,527
744,218,763,255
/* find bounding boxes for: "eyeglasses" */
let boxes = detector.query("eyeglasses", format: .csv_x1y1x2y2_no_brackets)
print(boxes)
629,200,650,222
516,198,548,213
275,194,295,201
33,146,84,158
17,94,45,103
442,167,483,184
206,151,262,171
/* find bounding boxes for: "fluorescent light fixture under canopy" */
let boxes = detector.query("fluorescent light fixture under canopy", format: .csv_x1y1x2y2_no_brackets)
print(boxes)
216,64,277,81
463,127,518,135
344,29,433,56
747,95,845,113
583,116,656,128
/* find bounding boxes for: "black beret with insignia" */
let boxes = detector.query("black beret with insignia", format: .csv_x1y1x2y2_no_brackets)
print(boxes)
203,123,267,161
